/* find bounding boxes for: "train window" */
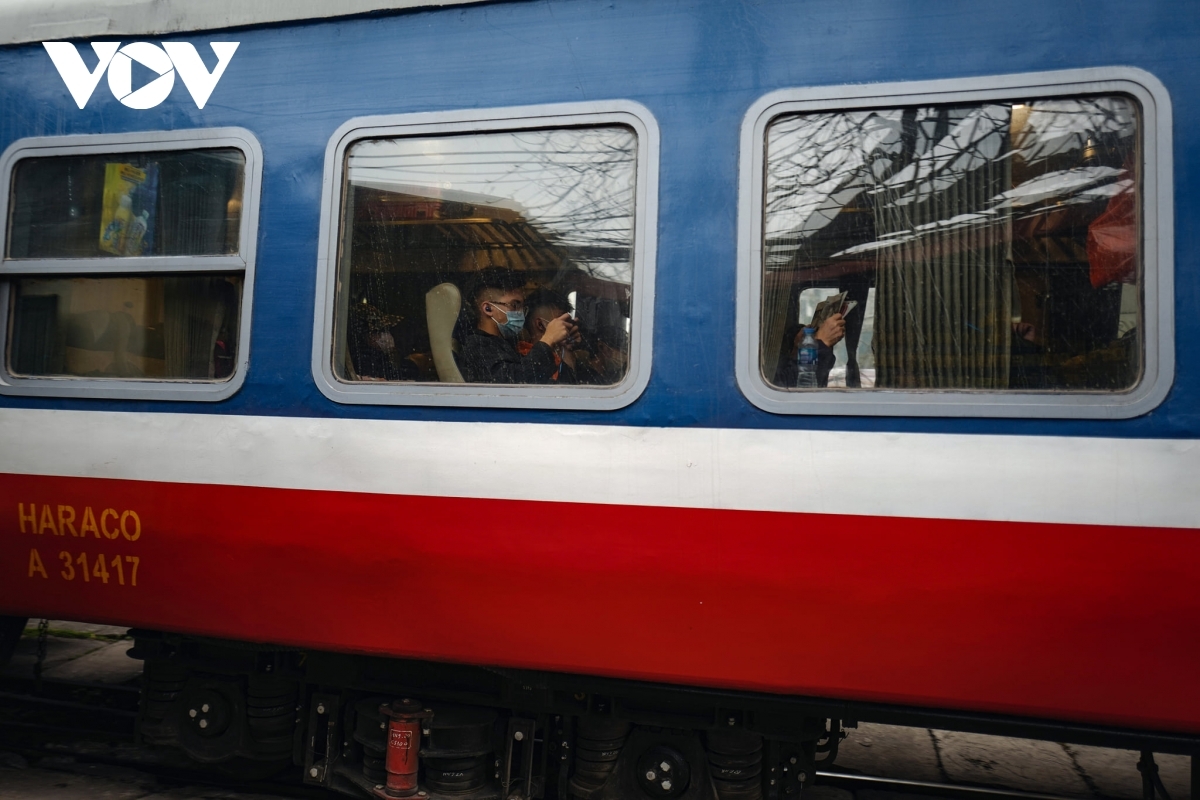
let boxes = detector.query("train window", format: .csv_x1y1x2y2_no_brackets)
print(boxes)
8,150,244,259
737,69,1173,418
313,102,658,409
0,129,262,400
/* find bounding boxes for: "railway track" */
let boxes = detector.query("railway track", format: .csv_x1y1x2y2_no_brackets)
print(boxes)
0,676,1113,800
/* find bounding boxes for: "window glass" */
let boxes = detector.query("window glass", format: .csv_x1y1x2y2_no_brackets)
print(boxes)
798,286,877,387
7,148,245,259
9,275,241,380
2,138,254,394
333,126,636,387
762,96,1141,392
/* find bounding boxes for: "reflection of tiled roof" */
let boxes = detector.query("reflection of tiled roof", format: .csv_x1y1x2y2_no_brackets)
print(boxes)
437,217,564,271
350,181,524,216
353,188,564,272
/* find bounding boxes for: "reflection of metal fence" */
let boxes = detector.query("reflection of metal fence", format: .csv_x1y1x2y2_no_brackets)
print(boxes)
873,106,1012,389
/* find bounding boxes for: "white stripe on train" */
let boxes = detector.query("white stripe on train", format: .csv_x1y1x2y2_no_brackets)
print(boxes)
2,408,1197,529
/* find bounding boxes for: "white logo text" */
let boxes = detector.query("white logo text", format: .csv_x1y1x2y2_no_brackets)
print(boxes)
43,41,239,110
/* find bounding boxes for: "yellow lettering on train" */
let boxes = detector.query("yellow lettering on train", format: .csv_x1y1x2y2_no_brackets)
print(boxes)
39,505,59,536
58,505,78,537
20,501,140,541
28,548,47,579
100,508,119,539
19,503,38,534
81,507,99,538
120,510,141,542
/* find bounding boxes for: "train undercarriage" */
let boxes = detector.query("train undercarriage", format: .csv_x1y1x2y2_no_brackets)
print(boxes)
4,620,1200,799
128,630,833,800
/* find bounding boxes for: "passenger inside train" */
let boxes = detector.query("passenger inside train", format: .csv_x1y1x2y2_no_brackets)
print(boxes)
459,267,577,384
773,311,847,388
332,126,637,388
518,287,608,384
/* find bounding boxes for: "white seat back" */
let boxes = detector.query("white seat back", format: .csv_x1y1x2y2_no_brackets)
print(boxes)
426,283,465,383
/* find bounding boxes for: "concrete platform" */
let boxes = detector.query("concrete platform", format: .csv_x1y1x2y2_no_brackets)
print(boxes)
838,723,1192,799
834,723,943,784
39,640,139,684
38,621,130,638
1,620,141,685
2,637,109,679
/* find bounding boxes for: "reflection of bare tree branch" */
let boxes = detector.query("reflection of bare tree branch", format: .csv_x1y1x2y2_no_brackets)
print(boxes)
760,96,1139,390
764,98,1136,270
349,127,638,282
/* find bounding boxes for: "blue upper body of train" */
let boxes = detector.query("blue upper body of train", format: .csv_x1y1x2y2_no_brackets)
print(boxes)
0,0,1196,440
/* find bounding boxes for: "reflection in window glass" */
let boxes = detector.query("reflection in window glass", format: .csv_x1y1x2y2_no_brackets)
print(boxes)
799,286,877,387
9,275,241,380
333,127,637,386
762,96,1141,392
8,149,245,259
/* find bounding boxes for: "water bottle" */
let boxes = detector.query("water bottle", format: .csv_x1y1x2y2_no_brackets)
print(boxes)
796,327,819,388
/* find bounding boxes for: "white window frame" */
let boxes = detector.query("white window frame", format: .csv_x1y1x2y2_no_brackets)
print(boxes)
311,101,659,410
735,67,1173,418
0,127,262,401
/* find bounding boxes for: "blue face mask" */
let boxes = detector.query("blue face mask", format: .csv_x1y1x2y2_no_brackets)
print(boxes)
493,307,525,337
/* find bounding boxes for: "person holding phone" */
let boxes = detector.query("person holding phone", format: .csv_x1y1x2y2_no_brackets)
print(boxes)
518,287,609,383
774,312,846,388
459,267,577,384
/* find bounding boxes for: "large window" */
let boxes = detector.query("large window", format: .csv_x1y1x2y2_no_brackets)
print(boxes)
0,129,261,400
737,70,1173,417
313,103,658,409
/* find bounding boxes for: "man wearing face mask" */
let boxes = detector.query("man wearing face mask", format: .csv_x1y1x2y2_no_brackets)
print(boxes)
460,267,577,384
517,287,603,384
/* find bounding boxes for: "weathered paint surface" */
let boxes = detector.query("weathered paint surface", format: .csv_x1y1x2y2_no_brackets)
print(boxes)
0,0,485,46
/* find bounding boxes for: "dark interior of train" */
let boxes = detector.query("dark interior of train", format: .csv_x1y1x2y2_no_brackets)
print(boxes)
336,186,631,386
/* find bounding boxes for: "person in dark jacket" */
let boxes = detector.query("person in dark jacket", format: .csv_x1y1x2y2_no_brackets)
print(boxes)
459,267,577,384
774,313,846,387
517,287,610,385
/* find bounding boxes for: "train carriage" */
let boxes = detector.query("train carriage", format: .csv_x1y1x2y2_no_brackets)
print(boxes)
1,0,1198,796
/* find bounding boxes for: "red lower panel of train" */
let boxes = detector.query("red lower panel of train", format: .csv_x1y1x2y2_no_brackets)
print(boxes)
1,471,1196,734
